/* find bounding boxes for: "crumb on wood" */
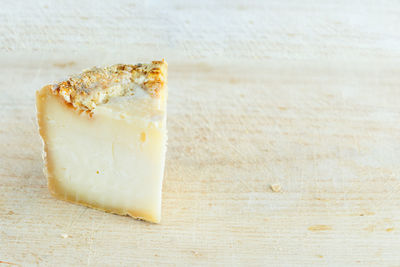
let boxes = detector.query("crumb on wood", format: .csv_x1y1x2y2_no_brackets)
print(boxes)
270,184,282,192
191,250,200,257
386,228,394,232
61,234,69,239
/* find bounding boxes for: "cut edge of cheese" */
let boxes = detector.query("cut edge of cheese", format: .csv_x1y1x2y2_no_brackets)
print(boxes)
36,60,168,223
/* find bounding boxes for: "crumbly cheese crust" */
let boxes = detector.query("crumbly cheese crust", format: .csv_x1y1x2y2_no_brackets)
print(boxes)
51,60,167,111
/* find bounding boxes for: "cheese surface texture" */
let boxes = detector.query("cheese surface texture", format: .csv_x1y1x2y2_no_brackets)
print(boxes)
36,61,167,223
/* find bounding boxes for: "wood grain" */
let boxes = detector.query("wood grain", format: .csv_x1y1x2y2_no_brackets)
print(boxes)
1,0,400,266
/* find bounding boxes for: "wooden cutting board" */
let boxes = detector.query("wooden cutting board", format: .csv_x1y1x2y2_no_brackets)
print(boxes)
1,1,400,266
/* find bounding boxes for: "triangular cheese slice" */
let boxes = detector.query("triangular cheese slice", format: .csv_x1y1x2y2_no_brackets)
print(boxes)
36,60,168,223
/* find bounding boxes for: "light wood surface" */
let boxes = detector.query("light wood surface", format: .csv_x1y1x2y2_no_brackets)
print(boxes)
1,1,400,266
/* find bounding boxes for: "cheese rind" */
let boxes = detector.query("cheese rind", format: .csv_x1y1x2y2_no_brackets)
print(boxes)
52,61,167,112
36,61,167,223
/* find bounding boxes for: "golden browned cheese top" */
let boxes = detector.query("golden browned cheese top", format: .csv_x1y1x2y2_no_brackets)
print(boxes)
50,60,167,111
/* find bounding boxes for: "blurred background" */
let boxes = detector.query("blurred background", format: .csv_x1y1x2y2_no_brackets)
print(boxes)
2,0,399,64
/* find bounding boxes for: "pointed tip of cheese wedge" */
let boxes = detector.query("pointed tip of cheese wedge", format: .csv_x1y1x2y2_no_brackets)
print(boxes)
36,61,167,223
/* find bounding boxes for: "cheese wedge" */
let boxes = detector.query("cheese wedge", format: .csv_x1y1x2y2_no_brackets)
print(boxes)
36,61,167,223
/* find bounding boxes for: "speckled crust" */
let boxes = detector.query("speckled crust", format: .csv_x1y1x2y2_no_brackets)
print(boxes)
51,60,167,112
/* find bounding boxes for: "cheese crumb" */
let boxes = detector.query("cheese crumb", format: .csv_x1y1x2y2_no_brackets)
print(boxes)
270,184,282,192
61,234,69,238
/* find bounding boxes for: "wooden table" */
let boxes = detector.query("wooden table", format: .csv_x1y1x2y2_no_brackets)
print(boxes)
1,1,400,265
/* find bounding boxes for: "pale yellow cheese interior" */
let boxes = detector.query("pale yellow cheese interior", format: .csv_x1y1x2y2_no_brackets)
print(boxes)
36,84,167,223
